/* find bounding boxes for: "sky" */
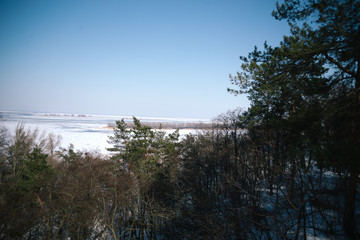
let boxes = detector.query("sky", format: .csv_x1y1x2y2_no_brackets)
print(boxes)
0,0,289,119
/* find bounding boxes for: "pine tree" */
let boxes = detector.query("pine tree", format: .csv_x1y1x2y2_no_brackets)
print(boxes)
273,1,360,238
229,0,360,237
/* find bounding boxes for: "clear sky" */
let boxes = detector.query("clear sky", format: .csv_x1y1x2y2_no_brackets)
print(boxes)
0,0,289,119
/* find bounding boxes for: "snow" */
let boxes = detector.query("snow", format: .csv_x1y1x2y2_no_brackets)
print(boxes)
0,111,199,154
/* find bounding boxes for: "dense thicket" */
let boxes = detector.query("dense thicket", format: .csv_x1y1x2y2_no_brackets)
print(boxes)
1,0,359,239
0,114,357,239
228,0,360,238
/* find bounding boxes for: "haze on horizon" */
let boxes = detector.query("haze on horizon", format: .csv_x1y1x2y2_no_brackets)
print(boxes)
0,0,289,119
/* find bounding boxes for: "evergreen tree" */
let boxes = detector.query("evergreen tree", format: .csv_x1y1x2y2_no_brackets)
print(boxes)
229,0,360,238
0,147,54,239
273,1,360,238
107,117,180,238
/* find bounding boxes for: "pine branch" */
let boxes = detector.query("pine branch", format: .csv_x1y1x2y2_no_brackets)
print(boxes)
323,52,356,78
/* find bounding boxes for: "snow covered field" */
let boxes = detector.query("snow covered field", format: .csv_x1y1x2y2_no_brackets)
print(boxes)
0,111,205,154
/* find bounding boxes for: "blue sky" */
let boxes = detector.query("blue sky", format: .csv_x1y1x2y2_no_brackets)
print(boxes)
0,0,289,119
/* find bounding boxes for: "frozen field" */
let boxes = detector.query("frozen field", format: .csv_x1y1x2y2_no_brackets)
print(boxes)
0,111,206,154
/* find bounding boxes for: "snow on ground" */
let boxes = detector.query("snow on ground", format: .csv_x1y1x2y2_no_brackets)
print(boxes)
0,111,201,154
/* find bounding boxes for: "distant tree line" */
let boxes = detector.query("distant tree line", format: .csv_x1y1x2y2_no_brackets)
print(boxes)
107,121,213,130
44,114,90,117
0,0,359,239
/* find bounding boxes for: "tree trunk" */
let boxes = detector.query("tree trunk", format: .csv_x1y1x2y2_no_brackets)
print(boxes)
343,72,360,239
343,167,359,240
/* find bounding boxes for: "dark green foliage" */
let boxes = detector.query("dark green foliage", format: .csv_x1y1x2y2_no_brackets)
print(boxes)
11,148,53,195
0,147,54,239
107,119,129,155
107,117,181,239
228,0,360,238
108,117,180,176
1,1,359,239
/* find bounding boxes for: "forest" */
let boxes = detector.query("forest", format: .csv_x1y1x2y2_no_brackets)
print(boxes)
0,0,359,239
